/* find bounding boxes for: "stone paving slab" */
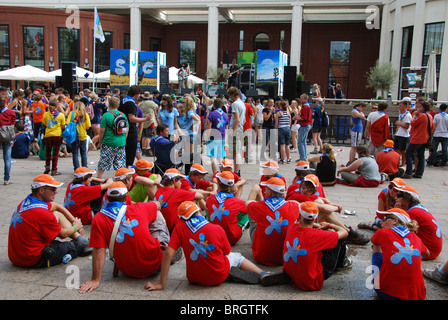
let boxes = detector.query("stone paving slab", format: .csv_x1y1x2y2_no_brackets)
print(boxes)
1,144,448,306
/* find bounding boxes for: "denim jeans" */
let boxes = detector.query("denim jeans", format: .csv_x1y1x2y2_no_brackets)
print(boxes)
298,124,311,160
405,143,426,175
71,139,87,170
2,141,12,182
427,136,448,166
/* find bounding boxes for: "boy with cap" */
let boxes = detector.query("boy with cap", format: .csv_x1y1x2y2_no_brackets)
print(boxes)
371,208,429,299
128,159,161,202
287,161,326,199
206,171,249,245
64,167,113,224
8,174,91,268
375,139,404,180
283,201,349,291
247,160,287,201
154,168,204,233
246,177,300,266
145,201,287,290
101,168,135,207
211,159,246,198
79,181,170,294
180,163,213,199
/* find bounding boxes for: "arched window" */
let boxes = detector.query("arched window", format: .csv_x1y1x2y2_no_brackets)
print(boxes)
253,32,270,51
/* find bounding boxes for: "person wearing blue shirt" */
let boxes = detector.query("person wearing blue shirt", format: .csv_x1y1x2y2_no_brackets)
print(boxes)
349,103,366,165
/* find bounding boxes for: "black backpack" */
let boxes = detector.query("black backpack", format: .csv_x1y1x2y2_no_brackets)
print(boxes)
321,109,329,128
108,111,128,135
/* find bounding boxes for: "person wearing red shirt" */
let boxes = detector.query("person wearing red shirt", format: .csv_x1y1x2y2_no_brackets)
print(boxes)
287,160,326,198
394,186,442,260
154,168,203,233
128,159,161,203
206,171,249,245
144,201,287,290
247,160,286,201
283,201,349,291
375,139,404,180
31,93,47,137
0,98,16,185
211,159,247,198
404,101,434,178
297,94,312,161
365,102,390,157
79,181,170,294
8,174,91,268
179,163,213,210
246,177,300,266
371,208,429,300
64,167,113,224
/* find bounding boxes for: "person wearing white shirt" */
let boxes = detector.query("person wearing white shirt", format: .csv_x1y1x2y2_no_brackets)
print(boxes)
427,103,448,166
394,98,413,167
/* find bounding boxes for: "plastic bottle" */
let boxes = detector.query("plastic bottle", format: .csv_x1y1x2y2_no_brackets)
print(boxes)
62,254,72,264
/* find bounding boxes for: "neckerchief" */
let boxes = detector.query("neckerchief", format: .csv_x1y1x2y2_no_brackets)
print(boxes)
399,111,409,122
215,191,234,205
17,194,49,214
383,147,394,153
392,225,410,238
186,215,208,234
69,183,84,191
122,96,137,107
99,201,127,221
186,176,196,189
265,196,286,212
409,203,429,213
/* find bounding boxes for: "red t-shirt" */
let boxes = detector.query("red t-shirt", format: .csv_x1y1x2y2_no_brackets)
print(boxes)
90,202,163,278
283,225,338,291
169,217,231,286
32,101,47,123
244,103,254,131
407,205,443,260
180,177,211,191
154,186,196,233
8,198,60,267
206,193,248,245
286,181,326,199
376,150,400,174
371,228,427,300
64,183,102,224
247,200,300,266
410,112,433,144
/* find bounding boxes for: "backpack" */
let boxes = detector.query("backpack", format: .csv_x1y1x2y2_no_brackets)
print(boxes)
108,111,128,135
321,109,329,128
62,111,78,145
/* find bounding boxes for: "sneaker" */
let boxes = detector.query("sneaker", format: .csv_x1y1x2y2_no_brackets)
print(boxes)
3,181,11,185
412,173,422,179
290,148,297,153
402,173,413,179
279,159,285,164
310,149,319,154
423,265,448,285
336,256,353,271
346,227,370,245
229,267,260,284
171,248,183,265
259,271,290,286
44,167,50,174
51,171,61,176
287,158,292,163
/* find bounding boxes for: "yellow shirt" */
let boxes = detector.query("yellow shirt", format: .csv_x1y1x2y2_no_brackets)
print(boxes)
67,110,91,141
42,111,66,138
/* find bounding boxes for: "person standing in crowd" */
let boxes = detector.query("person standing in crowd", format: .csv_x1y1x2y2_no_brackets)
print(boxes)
403,101,433,179
427,103,448,167
275,100,291,164
227,87,246,176
365,102,390,158
394,98,412,167
119,85,152,168
177,63,190,91
89,93,108,149
296,94,312,161
0,95,16,185
138,92,158,156
157,94,180,140
42,100,65,176
67,100,91,171
310,97,324,155
349,102,366,165
31,93,47,138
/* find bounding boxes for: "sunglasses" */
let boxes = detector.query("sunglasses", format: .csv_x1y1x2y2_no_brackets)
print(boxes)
382,216,395,222
302,186,316,193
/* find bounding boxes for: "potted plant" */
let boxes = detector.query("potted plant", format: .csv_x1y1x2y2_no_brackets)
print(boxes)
365,60,398,99
296,73,310,96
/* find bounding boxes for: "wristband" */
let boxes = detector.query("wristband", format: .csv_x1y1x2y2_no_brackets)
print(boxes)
72,225,77,233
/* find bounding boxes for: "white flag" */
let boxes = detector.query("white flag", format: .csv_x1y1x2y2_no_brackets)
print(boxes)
94,7,105,43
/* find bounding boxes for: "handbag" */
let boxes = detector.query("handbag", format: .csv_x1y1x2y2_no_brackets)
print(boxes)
0,125,15,143
62,111,78,145
108,205,127,261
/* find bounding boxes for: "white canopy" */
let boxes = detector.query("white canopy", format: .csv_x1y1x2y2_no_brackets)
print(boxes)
0,65,50,82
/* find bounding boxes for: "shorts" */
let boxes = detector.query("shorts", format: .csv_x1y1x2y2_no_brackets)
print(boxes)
91,123,100,129
291,124,300,131
98,145,126,171
207,139,225,159
226,252,245,270
350,131,363,147
312,127,322,133
394,135,409,151
142,127,155,138
278,126,291,145
149,213,170,247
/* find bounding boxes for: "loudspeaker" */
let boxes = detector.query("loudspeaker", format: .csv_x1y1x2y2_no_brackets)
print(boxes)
269,85,278,99
160,86,174,95
180,88,193,95
245,89,258,97
160,66,169,86
61,63,76,95
55,76,63,88
297,80,311,96
283,66,297,100
216,89,227,96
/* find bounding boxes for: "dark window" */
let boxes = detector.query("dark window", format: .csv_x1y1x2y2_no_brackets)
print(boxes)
23,26,45,69
94,31,112,73
328,41,351,98
422,22,444,88
150,37,161,51
0,25,10,69
58,28,79,67
179,40,196,73
254,33,270,51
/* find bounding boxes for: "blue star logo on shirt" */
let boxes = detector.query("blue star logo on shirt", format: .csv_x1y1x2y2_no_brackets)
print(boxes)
390,238,420,265
189,233,215,261
155,194,168,208
64,193,75,210
217,116,226,129
210,203,230,222
47,118,58,128
35,106,43,114
433,219,442,238
265,211,288,235
116,216,139,243
284,238,307,263
10,209,23,228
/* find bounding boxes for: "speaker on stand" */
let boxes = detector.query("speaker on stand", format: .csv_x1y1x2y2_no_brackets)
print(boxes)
283,66,297,101
62,63,77,97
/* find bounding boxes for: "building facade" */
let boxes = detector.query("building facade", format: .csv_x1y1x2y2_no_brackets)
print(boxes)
0,0,446,100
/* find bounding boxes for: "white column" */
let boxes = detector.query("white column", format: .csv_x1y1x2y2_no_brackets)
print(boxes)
207,4,219,75
130,4,141,52
290,3,303,73
437,3,448,101
410,0,426,67
378,2,390,64
390,1,402,99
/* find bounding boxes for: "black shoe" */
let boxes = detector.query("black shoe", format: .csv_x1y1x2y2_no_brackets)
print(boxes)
346,227,370,245
229,267,260,284
41,246,56,267
44,167,50,174
171,248,183,265
260,271,290,286
412,173,422,179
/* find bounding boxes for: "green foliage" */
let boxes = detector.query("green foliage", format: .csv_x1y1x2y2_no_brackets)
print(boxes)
365,60,398,98
206,66,228,83
296,73,305,81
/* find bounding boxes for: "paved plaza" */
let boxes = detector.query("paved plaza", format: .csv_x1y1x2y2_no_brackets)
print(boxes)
1,144,448,304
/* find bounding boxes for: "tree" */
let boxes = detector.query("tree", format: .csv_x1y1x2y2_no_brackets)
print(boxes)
365,60,398,98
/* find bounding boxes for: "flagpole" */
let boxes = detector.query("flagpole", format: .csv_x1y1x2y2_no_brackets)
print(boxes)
93,33,96,93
